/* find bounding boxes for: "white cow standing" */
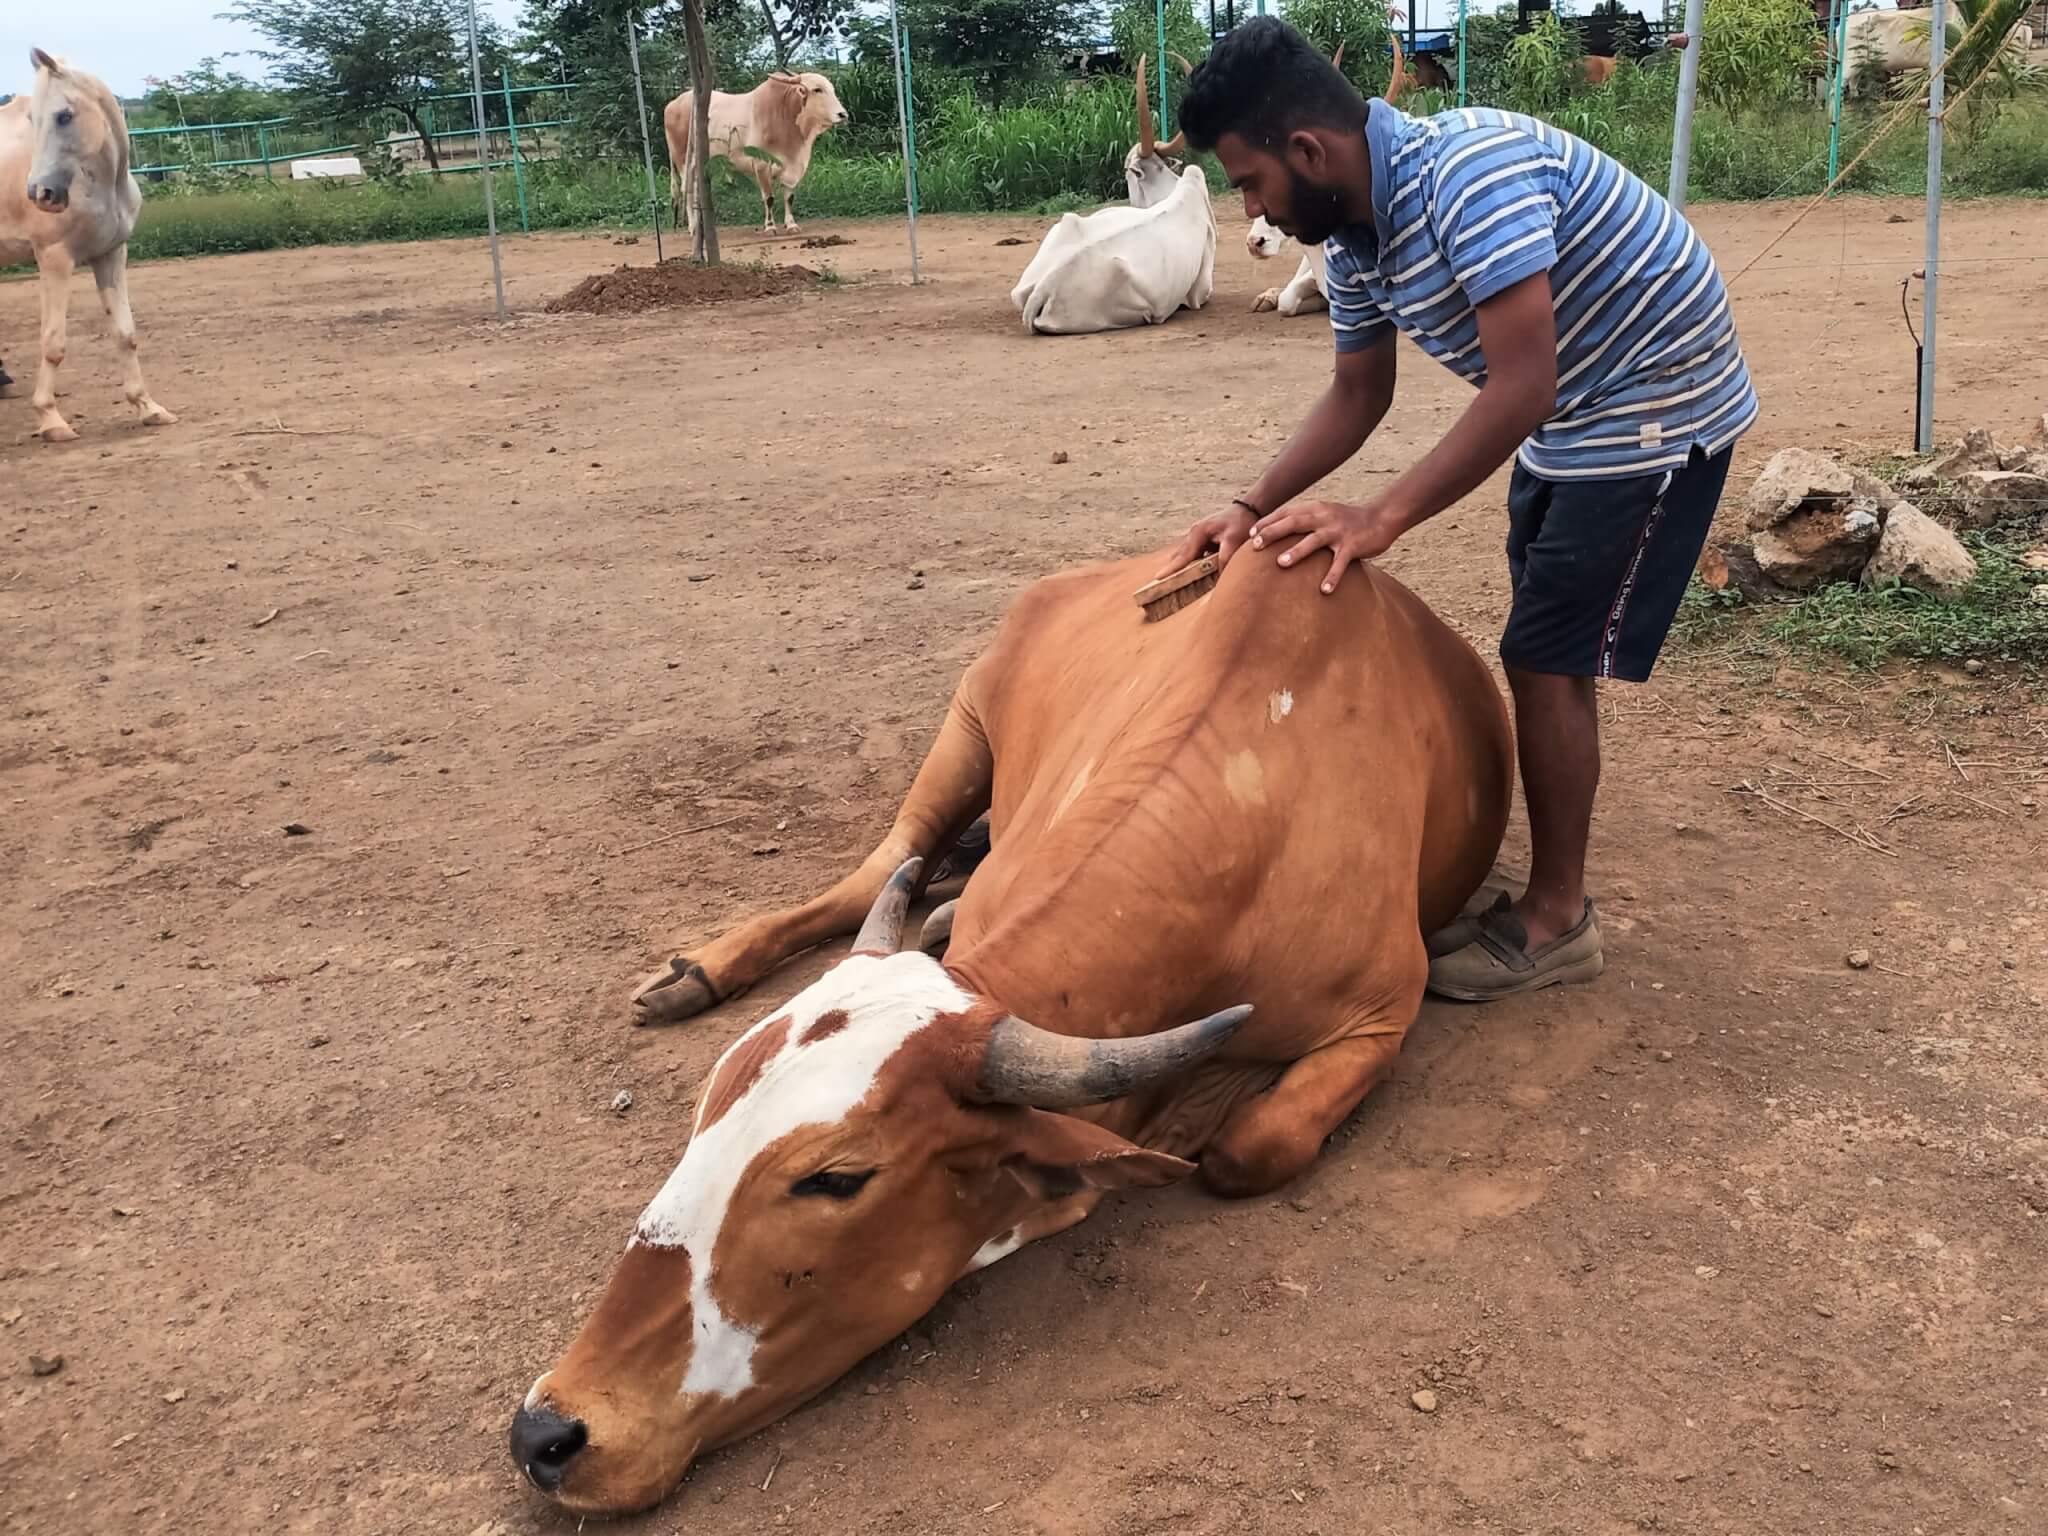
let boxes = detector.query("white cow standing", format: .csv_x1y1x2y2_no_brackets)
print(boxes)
664,70,849,235
1011,57,1217,335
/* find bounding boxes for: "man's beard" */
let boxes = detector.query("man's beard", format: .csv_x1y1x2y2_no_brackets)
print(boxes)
1279,168,1347,247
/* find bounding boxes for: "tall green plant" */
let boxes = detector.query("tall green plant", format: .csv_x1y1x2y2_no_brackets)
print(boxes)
1282,0,1396,96
1501,12,1580,115
1697,0,1815,111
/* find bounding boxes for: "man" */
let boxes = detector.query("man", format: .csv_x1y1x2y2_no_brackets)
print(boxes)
1161,19,1755,1001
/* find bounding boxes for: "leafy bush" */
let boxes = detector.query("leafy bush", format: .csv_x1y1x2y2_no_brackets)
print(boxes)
1699,0,1819,112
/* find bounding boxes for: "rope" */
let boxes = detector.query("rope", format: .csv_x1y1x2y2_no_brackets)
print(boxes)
1722,4,2024,290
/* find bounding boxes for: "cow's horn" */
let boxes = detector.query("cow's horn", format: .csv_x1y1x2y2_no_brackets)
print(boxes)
1332,41,1346,71
977,1005,1251,1109
1134,54,1156,158
852,857,923,955
1169,51,1194,77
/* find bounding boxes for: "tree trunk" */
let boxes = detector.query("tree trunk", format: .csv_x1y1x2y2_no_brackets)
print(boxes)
760,0,791,68
683,0,722,263
401,106,442,172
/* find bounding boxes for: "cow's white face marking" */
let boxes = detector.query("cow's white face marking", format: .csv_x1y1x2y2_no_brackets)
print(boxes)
632,952,972,1401
1268,689,1294,723
968,1227,1024,1272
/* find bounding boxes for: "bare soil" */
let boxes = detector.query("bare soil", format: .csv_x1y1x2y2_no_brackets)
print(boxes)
3,199,2045,1536
544,258,821,315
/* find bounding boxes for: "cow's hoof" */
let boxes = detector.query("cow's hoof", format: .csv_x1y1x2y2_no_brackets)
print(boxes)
1252,288,1280,313
918,899,958,958
630,956,724,1025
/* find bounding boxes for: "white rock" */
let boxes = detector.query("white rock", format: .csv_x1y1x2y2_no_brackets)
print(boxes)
1746,448,1854,533
1861,505,1978,598
1931,426,2002,479
1956,470,2048,528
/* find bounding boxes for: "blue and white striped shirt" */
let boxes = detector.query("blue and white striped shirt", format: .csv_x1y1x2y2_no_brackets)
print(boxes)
1325,101,1757,481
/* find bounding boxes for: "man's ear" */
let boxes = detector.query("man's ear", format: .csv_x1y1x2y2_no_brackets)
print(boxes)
998,1108,1196,1199
1286,128,1328,175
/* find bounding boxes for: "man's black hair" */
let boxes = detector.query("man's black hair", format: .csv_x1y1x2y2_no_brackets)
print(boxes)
1177,18,1369,156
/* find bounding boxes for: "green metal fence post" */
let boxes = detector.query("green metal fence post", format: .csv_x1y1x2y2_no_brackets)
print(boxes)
1826,0,1849,194
1156,0,1169,141
501,69,532,232
258,123,273,179
1457,0,1468,105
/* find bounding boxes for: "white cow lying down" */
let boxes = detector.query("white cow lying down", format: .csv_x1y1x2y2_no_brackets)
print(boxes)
1011,163,1217,335
1246,216,1330,318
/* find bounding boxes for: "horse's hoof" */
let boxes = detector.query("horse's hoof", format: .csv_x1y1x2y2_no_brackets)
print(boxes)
38,422,79,443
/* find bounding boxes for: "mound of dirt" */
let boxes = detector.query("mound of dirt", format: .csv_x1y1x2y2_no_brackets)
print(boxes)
799,234,854,249
545,261,819,316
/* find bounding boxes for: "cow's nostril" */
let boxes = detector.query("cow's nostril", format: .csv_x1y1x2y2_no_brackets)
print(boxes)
509,1404,588,1493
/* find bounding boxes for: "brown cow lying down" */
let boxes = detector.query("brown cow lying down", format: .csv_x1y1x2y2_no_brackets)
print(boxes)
510,550,1513,1514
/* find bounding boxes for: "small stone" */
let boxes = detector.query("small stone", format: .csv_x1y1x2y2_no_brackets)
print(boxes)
907,576,925,590
1655,1049,1674,1063
687,573,713,583
309,1033,329,1048
1847,949,1873,970
163,1387,187,1404
751,843,781,857
0,1309,21,1328
2030,584,2048,607
282,823,312,837
1051,450,1069,465
329,1133,345,1145
29,1354,63,1377
611,1089,634,1114
1411,1389,1438,1413
1964,658,1986,675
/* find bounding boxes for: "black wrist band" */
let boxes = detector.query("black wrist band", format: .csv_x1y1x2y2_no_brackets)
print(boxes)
1232,496,1262,518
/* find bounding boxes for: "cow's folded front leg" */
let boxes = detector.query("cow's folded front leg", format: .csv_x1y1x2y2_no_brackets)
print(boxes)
631,694,993,1024
1201,1031,1407,1197
1200,943,1425,1198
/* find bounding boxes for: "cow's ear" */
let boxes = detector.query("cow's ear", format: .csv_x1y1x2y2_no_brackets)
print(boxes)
997,1108,1194,1198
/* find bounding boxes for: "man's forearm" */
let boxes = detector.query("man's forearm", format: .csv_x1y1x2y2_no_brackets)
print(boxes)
1247,377,1389,514
1379,376,1551,534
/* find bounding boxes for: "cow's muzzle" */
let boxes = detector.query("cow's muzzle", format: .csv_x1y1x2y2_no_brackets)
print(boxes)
509,1403,588,1493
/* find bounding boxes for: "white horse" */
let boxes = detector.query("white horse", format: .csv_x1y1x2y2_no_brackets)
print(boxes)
0,48,176,442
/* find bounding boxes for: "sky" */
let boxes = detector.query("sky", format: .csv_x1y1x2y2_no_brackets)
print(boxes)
2,0,529,98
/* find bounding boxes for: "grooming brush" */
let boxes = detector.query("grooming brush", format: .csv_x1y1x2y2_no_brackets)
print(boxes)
1133,553,1220,622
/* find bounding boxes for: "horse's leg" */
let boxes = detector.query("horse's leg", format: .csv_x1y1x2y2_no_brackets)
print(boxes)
92,245,176,428
31,244,81,442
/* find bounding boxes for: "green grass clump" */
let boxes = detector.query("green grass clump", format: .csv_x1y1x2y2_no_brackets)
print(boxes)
1676,533,2048,668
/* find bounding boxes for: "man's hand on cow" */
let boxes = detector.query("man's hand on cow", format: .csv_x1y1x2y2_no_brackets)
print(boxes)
1156,501,1258,578
1250,497,1409,594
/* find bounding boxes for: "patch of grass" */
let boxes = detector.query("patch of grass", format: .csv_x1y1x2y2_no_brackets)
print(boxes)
1675,533,2048,668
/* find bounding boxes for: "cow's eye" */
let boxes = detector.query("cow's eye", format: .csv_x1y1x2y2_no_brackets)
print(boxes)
790,1169,875,1200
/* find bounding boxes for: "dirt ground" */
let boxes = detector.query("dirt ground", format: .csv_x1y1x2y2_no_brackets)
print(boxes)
3,197,2045,1536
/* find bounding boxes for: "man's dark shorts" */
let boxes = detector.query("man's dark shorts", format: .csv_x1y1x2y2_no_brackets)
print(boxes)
1501,443,1734,683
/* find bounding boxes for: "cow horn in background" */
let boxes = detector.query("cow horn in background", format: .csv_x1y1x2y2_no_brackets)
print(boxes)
852,857,924,955
1134,55,1156,158
977,1005,1252,1109
1169,51,1194,76
1332,41,1346,71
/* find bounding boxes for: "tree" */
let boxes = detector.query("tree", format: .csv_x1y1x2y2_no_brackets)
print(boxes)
139,58,290,128
758,0,852,68
896,0,1082,100
1899,0,2046,147
676,0,722,260
222,0,480,170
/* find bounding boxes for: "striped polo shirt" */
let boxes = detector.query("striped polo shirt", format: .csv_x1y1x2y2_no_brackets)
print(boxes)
1325,100,1757,481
